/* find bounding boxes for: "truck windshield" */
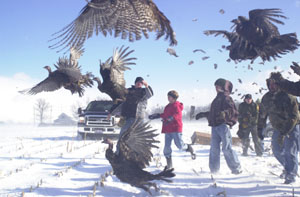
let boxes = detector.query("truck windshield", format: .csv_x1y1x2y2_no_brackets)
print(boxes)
85,101,113,112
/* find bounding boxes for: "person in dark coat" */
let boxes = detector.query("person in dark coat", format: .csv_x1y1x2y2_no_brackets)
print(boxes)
195,78,242,174
149,90,195,169
258,76,300,184
115,77,153,154
237,94,263,156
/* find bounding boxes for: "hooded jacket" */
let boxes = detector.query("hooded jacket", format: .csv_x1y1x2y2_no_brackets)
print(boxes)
160,101,183,133
208,80,238,127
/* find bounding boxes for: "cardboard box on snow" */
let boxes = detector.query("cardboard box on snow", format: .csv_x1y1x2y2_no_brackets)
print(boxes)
191,131,241,146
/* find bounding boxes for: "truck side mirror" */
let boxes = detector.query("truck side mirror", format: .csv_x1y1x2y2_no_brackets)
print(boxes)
78,107,82,114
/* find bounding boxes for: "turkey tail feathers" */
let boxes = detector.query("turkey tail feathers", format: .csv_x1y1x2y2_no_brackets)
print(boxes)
153,167,176,183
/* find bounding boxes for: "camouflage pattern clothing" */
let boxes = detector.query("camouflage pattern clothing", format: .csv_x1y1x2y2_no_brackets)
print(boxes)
258,90,299,136
238,102,258,129
258,78,300,183
238,101,262,156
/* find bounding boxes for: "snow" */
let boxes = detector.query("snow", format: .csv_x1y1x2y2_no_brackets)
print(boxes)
0,121,299,197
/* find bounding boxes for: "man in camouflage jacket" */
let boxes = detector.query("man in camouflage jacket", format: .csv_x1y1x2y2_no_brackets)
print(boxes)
238,94,262,156
258,75,300,184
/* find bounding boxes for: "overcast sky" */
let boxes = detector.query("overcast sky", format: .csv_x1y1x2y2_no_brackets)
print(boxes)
1,0,300,123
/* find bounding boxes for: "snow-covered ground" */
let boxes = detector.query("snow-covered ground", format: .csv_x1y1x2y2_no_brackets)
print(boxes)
0,121,299,197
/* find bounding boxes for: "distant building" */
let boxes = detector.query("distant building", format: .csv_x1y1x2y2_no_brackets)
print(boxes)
53,113,76,126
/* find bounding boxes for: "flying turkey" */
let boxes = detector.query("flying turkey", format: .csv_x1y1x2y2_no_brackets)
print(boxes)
93,46,136,109
204,8,299,63
270,68,300,97
19,47,93,97
103,120,175,195
290,61,300,76
167,48,178,57
49,0,177,52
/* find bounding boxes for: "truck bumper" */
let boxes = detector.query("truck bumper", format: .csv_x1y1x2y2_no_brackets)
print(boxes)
77,131,119,140
77,124,120,140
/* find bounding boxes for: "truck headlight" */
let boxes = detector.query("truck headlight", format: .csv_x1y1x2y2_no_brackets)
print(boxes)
79,117,85,123
112,117,115,125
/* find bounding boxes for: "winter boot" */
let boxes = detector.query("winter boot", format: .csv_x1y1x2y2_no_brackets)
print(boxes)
166,156,173,169
280,170,287,179
242,139,250,156
186,144,196,160
232,168,243,175
256,152,263,157
284,174,296,184
242,148,248,156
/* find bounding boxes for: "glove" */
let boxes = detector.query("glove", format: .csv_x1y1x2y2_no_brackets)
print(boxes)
195,112,209,120
216,111,226,123
148,113,161,120
241,123,248,129
166,116,174,122
162,116,174,125
257,128,264,140
196,112,204,120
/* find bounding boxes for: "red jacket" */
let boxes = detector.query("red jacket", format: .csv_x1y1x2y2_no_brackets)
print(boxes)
160,101,183,133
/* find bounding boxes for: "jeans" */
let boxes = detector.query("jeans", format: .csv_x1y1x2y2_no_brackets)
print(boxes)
209,124,241,173
116,117,137,154
241,126,263,155
163,132,188,158
260,140,265,152
272,125,300,180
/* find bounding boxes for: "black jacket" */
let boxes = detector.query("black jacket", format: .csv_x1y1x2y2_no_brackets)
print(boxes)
121,86,153,118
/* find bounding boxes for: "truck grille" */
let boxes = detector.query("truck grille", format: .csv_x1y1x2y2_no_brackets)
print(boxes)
86,116,112,126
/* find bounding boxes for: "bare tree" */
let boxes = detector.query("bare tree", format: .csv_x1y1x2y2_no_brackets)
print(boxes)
35,98,50,124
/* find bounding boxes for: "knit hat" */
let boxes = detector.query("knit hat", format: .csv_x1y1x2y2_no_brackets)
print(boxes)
214,78,227,88
168,90,179,100
245,94,252,99
135,77,144,84
214,78,233,94
270,72,284,82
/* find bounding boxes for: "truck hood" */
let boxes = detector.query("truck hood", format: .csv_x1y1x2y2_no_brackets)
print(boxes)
80,111,109,116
